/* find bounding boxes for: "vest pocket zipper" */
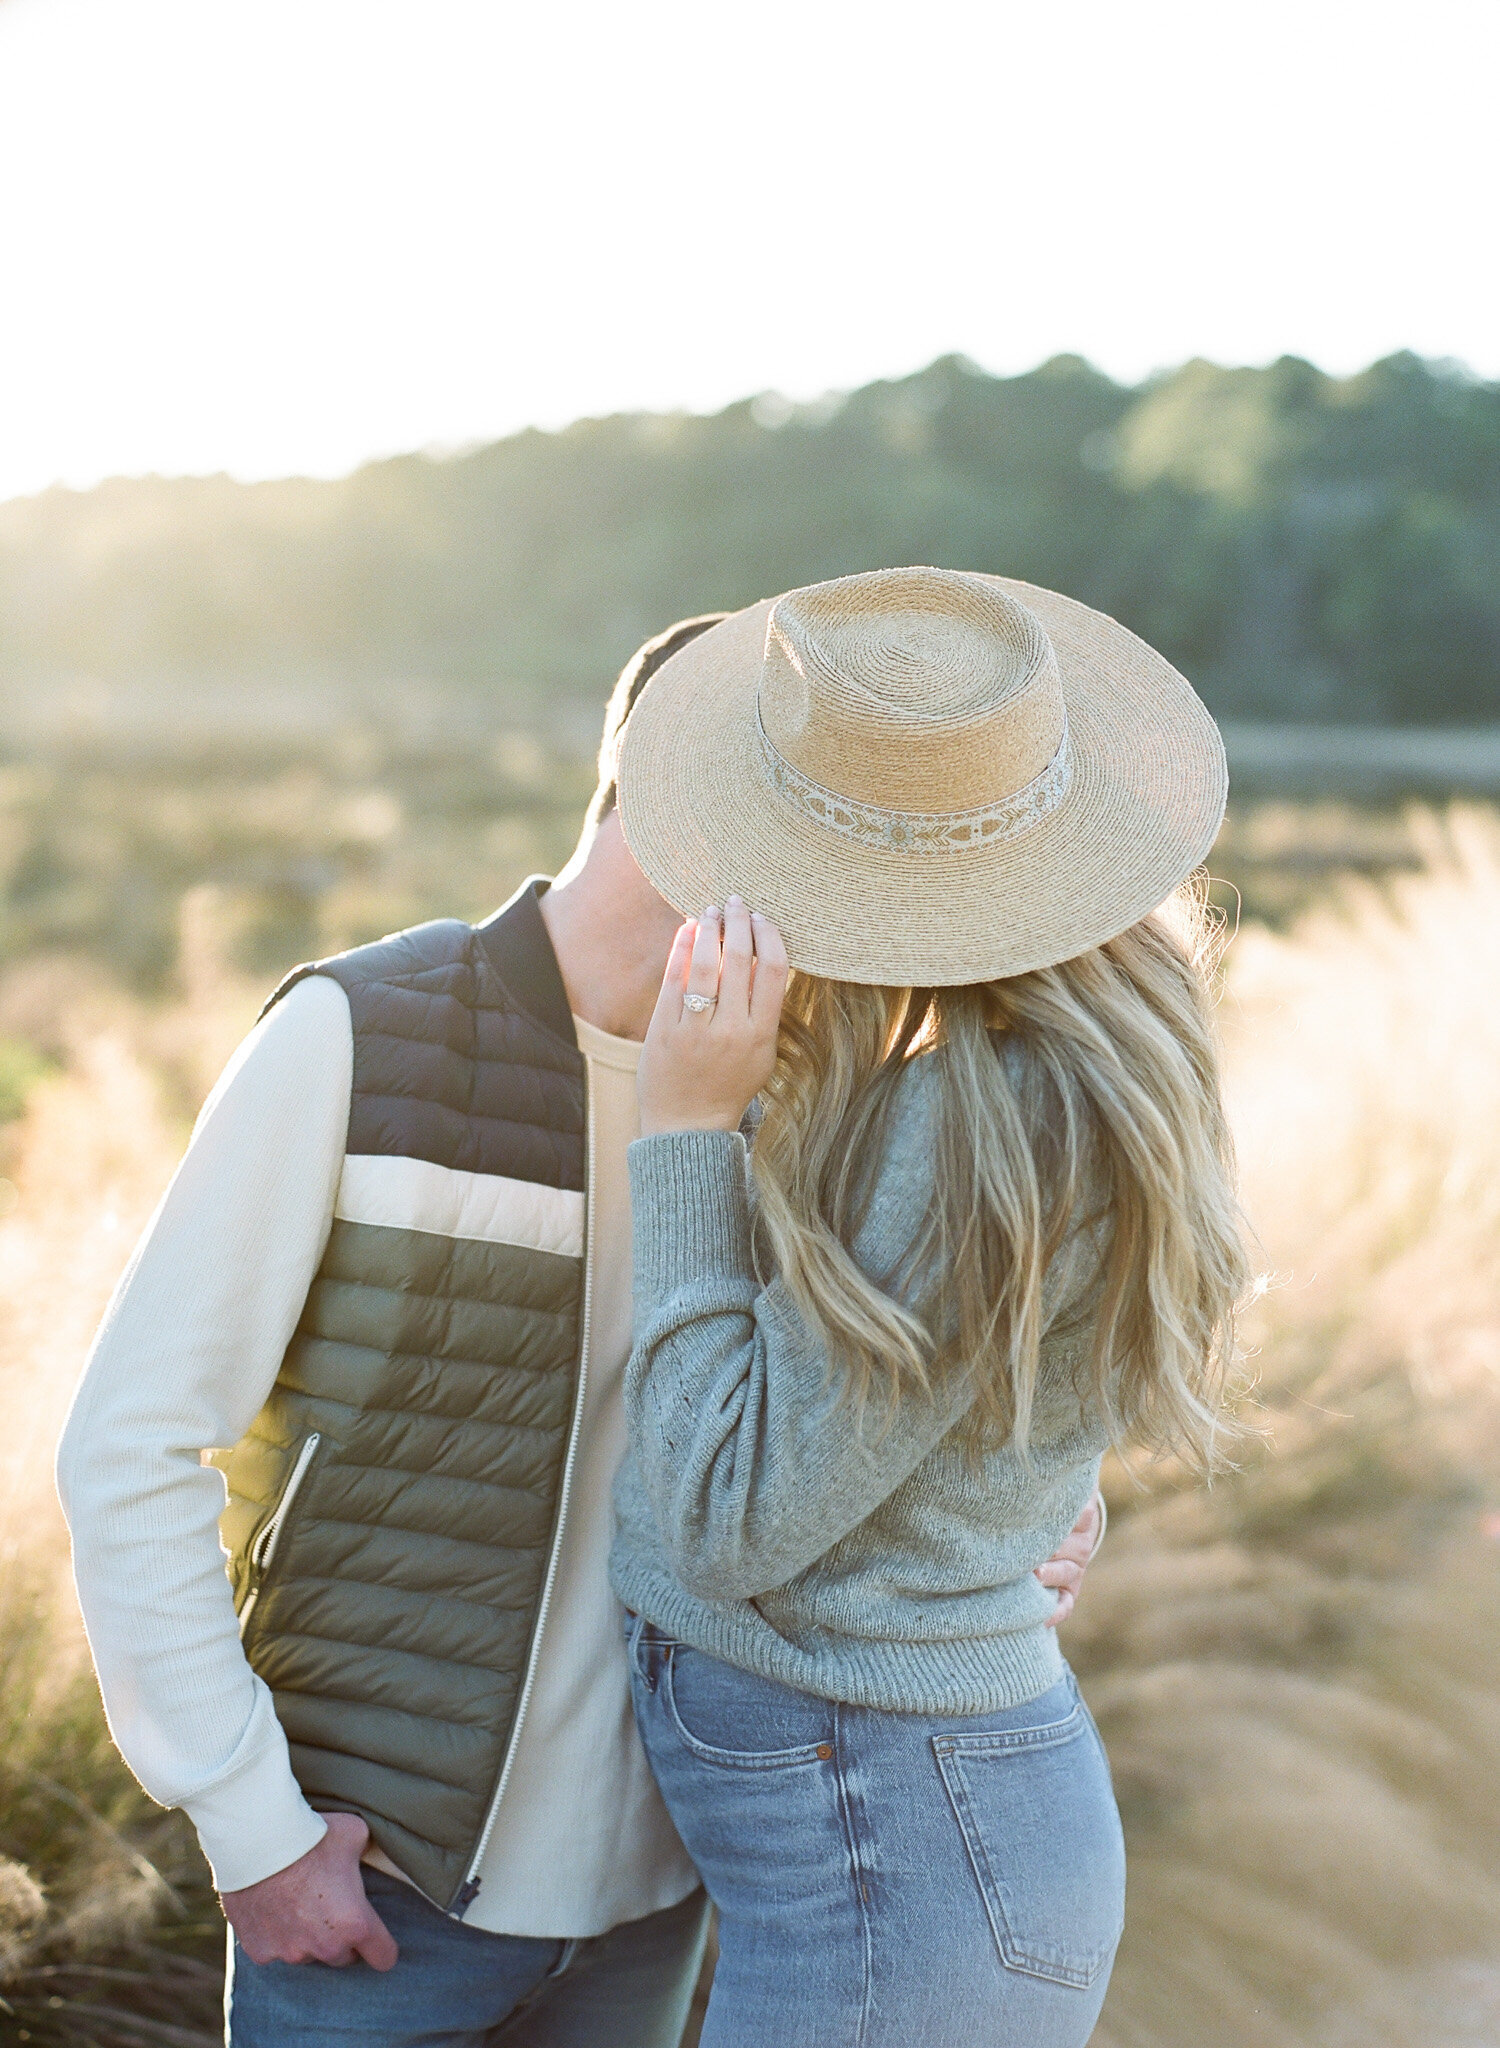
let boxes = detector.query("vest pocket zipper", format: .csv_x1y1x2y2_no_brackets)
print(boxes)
238,1431,322,1634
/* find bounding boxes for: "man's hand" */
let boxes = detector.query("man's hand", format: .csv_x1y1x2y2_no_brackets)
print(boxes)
1038,1489,1105,1629
221,1812,399,1969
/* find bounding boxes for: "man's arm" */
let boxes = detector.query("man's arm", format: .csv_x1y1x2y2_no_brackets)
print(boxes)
56,974,353,1895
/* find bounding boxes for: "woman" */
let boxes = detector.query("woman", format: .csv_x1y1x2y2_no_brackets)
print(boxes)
607,567,1249,2046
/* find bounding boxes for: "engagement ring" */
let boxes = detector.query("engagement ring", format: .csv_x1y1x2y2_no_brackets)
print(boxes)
683,992,717,1014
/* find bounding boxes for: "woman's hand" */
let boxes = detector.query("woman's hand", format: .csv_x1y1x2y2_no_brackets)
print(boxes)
637,896,789,1137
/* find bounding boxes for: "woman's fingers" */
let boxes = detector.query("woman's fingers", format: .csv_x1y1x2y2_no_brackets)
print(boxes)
650,921,697,1033
718,898,754,1017
749,913,789,1032
636,899,785,1136
683,906,723,1014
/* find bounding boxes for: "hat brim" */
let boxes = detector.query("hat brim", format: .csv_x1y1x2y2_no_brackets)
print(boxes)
616,574,1228,986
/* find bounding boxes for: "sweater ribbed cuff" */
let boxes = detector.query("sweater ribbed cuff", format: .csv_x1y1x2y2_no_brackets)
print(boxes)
628,1129,753,1299
183,1738,328,1894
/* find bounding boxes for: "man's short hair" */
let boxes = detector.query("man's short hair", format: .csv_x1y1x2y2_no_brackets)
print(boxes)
587,612,729,828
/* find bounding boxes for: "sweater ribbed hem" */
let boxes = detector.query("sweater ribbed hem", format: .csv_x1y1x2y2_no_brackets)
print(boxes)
628,1130,752,1294
610,1556,1067,1718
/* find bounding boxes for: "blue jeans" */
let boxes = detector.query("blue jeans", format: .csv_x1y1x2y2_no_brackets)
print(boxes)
627,1618,1125,2048
225,1868,710,2047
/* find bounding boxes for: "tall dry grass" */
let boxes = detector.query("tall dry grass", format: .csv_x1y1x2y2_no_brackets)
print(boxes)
0,818,1499,2044
1077,806,1500,2047
0,912,259,2045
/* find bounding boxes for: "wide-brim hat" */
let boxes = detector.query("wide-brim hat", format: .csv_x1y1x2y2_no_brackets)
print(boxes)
616,566,1227,986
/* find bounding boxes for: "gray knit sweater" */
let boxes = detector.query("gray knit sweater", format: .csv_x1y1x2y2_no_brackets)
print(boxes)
609,1057,1112,1714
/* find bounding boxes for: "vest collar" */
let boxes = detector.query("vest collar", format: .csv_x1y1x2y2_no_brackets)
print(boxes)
474,876,578,1051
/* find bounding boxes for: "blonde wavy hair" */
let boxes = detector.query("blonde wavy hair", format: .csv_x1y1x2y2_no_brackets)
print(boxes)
750,879,1252,1472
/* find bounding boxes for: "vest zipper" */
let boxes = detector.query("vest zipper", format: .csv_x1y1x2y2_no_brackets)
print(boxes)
237,1431,322,1636
451,1092,597,1917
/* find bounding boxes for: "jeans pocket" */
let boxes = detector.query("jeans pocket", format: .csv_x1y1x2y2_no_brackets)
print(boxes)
933,1703,1126,1988
662,1646,834,1769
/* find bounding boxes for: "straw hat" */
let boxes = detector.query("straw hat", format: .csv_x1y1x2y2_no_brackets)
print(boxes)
615,566,1226,986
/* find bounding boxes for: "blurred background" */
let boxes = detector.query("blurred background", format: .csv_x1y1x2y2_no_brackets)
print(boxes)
2,1,1500,2042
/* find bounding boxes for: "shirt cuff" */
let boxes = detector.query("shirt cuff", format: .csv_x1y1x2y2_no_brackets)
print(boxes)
182,1734,328,1893
628,1128,753,1297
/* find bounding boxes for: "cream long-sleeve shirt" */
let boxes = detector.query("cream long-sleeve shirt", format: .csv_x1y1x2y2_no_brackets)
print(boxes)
56,975,697,1935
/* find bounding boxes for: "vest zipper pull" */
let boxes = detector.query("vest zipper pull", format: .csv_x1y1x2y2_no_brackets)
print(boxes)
452,1877,482,1917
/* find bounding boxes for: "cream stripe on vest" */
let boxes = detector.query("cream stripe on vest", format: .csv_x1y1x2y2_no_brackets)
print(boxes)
335,1153,586,1260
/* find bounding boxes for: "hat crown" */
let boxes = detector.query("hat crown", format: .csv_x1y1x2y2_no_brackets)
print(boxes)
614,564,1228,983
757,567,1066,814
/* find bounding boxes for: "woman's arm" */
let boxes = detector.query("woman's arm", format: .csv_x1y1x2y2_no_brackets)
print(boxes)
628,898,1104,1608
626,1113,973,1601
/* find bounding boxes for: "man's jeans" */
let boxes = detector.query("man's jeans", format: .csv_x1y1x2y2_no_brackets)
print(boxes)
225,1869,711,2047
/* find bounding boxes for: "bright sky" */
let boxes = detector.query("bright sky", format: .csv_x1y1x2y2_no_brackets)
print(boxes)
0,0,1495,503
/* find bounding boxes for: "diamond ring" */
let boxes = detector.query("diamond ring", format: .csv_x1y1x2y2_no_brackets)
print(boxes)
683,992,717,1015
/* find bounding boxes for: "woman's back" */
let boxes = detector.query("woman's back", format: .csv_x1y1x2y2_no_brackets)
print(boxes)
610,1049,1115,1716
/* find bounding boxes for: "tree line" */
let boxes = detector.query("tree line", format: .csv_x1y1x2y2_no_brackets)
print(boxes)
2,349,1497,726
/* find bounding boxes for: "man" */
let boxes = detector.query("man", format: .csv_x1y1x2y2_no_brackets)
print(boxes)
57,614,1103,2047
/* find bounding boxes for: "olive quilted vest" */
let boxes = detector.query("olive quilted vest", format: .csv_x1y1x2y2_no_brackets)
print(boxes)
214,880,589,1915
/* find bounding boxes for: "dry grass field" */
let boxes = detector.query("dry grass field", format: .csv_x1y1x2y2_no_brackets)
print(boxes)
1,808,1499,2045
1078,807,1500,2047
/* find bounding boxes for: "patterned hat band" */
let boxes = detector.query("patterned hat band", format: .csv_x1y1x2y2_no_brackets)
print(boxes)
755,707,1073,856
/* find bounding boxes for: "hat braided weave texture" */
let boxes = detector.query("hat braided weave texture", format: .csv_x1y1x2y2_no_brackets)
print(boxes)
617,567,1226,986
